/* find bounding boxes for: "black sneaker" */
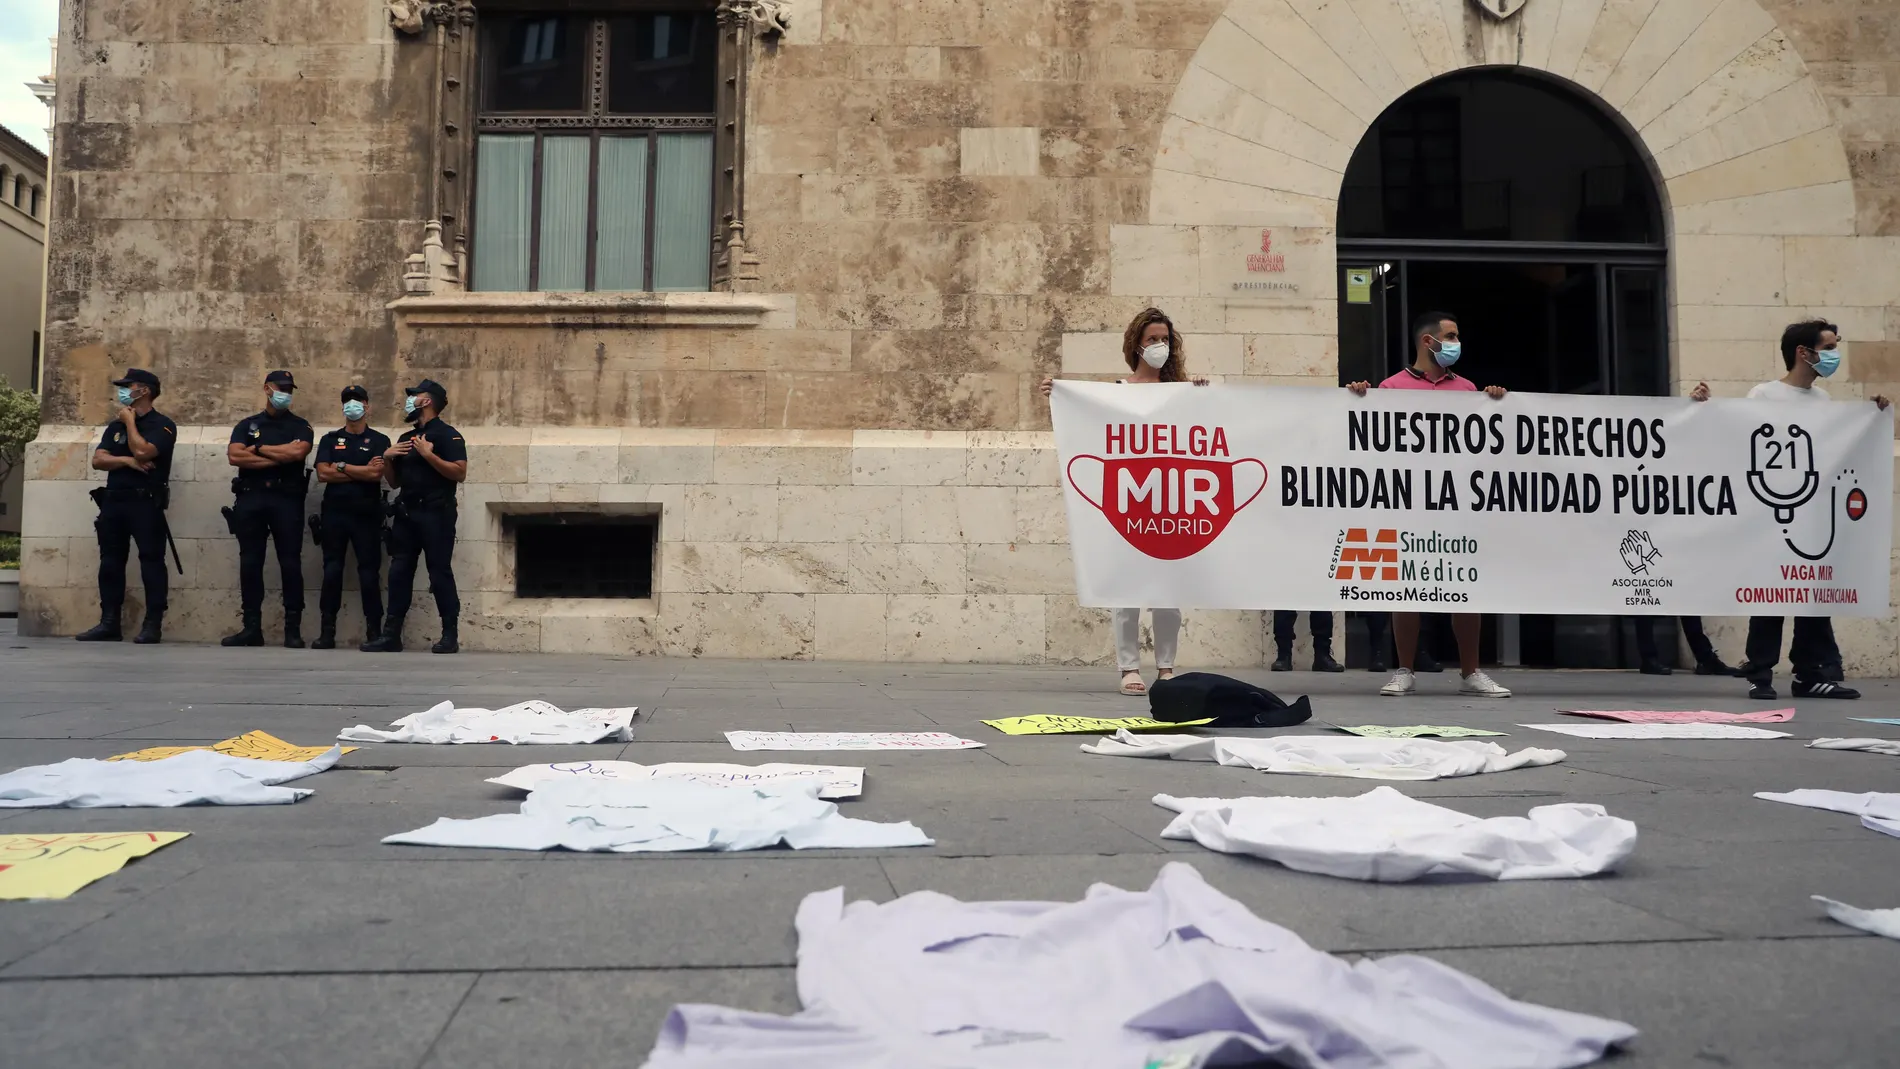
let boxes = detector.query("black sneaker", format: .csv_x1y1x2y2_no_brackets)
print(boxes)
1639,660,1673,676
1311,651,1345,673
1270,653,1292,672
1793,680,1860,700
1747,682,1777,700
1695,658,1738,676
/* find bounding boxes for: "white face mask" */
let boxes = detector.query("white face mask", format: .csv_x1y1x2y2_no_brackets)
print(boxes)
1139,342,1171,369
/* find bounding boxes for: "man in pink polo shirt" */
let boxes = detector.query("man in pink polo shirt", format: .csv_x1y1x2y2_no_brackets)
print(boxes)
1346,311,1512,698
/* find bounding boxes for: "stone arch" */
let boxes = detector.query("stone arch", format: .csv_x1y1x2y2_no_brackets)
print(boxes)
1128,0,1860,394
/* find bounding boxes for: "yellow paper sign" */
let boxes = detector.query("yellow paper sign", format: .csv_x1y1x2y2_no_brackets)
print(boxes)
982,716,1215,735
108,731,352,763
0,832,190,900
1345,267,1373,304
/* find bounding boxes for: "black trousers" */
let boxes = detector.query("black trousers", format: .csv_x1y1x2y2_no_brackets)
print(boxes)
234,492,305,615
1743,616,1839,685
387,504,459,622
319,503,384,624
1632,616,1717,665
96,497,168,614
1273,610,1334,652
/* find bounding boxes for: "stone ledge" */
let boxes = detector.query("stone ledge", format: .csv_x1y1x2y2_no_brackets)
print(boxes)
386,290,791,329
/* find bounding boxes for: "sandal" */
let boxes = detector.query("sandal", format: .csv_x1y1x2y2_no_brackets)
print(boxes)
1119,670,1146,696
1155,669,1175,682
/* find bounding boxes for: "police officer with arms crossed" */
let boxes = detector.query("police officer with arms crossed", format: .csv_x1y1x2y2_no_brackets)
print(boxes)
76,368,178,644
311,385,392,650
222,370,314,648
362,379,466,654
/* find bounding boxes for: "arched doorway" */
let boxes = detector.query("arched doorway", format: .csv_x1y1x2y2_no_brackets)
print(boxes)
1335,70,1668,670
1337,69,1666,397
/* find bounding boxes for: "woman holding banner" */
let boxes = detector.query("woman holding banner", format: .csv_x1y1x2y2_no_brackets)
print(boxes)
1041,307,1207,695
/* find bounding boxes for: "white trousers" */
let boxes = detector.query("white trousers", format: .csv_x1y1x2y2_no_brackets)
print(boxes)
1114,608,1181,672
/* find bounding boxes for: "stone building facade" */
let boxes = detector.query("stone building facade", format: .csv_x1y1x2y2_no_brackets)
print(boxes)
0,122,47,534
19,0,1900,667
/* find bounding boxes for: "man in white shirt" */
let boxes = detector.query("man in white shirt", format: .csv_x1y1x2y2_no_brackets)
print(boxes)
1737,320,1889,700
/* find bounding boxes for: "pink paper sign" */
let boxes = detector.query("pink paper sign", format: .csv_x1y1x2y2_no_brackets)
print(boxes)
1559,709,1795,724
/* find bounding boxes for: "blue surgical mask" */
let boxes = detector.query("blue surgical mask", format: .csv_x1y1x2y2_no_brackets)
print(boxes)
1810,347,1841,378
115,386,134,406
342,400,366,422
403,396,418,415
1433,339,1462,368
270,390,293,411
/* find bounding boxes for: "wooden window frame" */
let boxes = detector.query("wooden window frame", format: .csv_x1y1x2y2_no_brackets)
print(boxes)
471,12,716,293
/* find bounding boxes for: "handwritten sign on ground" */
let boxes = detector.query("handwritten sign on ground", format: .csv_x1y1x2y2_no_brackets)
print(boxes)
725,731,983,752
1331,725,1508,738
1521,723,1790,740
982,716,1215,735
1851,718,1900,726
110,731,354,763
0,832,189,900
1560,708,1794,724
488,761,866,799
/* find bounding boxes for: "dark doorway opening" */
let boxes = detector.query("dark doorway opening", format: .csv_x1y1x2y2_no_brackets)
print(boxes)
1335,69,1669,671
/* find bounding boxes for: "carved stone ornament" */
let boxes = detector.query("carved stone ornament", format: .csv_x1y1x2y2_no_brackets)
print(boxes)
386,0,432,34
1471,0,1528,18
716,0,792,37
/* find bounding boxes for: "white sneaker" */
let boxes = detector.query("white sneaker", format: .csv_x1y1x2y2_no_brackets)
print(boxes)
1459,671,1512,698
1379,669,1416,696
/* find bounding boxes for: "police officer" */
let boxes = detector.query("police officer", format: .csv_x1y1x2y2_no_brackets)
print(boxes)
312,385,392,650
76,368,178,644
362,379,466,654
222,370,314,648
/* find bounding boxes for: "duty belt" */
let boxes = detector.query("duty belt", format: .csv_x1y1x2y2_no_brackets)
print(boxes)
232,471,310,495
99,485,165,504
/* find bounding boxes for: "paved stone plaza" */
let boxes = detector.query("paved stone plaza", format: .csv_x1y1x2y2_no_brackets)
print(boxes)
2,634,1897,1067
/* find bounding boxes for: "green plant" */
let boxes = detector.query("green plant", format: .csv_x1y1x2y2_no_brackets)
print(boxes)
0,533,19,570
0,375,38,492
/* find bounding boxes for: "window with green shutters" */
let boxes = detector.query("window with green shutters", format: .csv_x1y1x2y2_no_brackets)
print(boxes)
472,11,716,292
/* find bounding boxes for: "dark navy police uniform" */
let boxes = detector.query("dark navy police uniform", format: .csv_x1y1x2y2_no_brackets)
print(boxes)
316,424,392,628
95,408,177,617
230,409,314,615
386,415,465,625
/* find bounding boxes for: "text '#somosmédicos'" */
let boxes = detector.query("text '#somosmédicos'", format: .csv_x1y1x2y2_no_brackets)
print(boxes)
1281,410,1738,515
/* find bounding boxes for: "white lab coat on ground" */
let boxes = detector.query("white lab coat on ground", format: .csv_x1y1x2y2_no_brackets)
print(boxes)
1154,787,1637,881
1081,731,1565,780
385,778,931,852
1755,789,1900,838
0,747,339,807
339,700,637,744
641,862,1636,1069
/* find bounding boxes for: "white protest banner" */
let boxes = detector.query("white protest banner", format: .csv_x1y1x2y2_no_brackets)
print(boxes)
1052,382,1892,616
488,761,865,799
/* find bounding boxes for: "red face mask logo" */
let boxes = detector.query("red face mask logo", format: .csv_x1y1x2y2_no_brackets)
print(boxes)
1067,456,1268,560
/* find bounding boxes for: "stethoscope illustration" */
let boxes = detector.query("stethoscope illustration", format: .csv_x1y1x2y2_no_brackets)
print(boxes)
1746,423,1835,561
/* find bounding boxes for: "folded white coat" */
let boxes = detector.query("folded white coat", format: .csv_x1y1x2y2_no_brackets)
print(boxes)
0,747,340,808
339,700,637,744
1810,737,1900,757
1755,789,1900,838
640,862,1637,1069
1153,786,1636,882
385,777,931,852
1812,896,1900,940
1081,731,1565,780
